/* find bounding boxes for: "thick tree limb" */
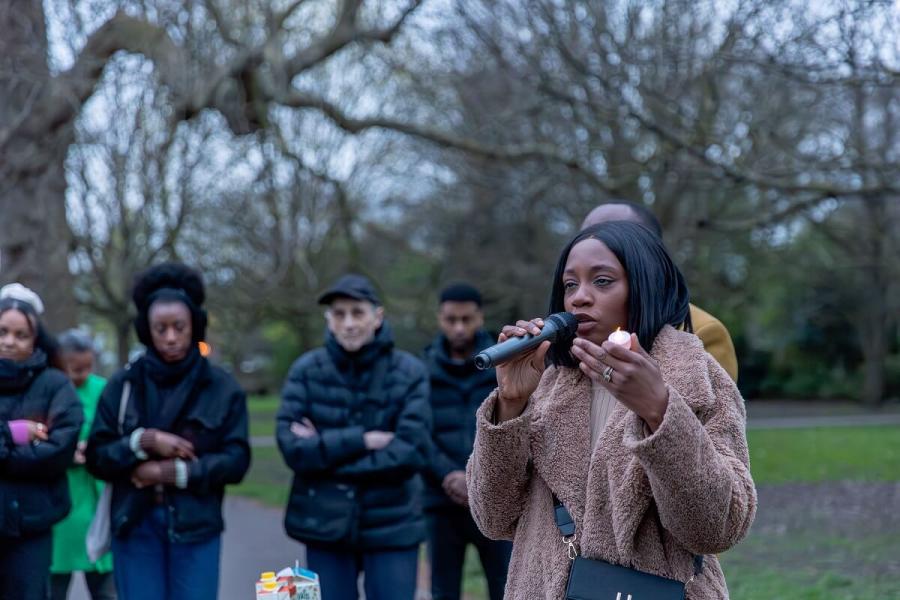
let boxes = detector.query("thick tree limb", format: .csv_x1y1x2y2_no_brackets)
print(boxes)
3,3,617,190
277,88,616,189
1,12,183,155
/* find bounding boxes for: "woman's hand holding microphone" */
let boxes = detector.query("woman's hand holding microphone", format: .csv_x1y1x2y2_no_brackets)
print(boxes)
492,315,669,432
494,318,552,422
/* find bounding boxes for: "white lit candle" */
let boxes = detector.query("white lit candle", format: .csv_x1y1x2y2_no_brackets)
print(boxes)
608,327,632,348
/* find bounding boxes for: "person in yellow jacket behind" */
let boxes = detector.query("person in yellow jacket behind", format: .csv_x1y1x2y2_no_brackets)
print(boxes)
582,202,738,381
50,330,115,600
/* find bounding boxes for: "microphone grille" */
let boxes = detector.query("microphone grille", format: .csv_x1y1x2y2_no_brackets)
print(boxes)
546,312,579,341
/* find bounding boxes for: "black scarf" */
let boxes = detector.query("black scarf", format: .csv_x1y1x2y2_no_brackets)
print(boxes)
138,346,206,429
325,322,394,392
427,329,495,377
0,349,48,394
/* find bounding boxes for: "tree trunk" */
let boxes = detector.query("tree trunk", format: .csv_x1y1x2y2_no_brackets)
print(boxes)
0,0,77,332
115,318,132,367
0,191,77,333
858,199,890,407
860,324,887,407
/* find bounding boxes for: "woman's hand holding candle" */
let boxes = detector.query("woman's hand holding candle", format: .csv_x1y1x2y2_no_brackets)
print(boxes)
607,327,632,348
571,329,669,432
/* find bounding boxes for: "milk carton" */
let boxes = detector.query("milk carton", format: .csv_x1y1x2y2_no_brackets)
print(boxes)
255,571,294,600
254,562,320,600
277,564,320,600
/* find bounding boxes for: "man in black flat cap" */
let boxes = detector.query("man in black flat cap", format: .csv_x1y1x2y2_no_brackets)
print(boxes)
276,274,432,600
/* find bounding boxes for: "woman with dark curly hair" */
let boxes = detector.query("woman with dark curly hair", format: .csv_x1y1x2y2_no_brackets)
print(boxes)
0,283,83,600
87,263,250,600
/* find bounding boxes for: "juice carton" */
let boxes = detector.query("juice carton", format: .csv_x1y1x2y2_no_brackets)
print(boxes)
276,563,321,600
255,571,293,600
254,562,320,600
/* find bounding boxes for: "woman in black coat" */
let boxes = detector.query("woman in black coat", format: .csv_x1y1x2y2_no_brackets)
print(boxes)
86,263,250,600
0,283,83,600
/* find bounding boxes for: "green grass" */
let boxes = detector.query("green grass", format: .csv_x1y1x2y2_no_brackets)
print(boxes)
233,418,900,600
746,426,900,484
237,397,288,506
721,527,900,599
247,395,280,437
726,426,900,600
233,446,292,507
462,547,489,598
237,421,900,506
722,565,900,600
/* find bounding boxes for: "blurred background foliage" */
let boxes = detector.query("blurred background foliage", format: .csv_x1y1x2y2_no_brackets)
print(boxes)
0,0,898,404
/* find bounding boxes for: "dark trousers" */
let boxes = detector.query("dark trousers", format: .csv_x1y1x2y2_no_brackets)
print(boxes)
0,530,52,600
427,507,512,600
50,572,117,600
305,544,419,600
111,507,221,600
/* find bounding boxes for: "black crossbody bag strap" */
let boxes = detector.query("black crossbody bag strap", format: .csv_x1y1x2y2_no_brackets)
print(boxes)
552,494,704,577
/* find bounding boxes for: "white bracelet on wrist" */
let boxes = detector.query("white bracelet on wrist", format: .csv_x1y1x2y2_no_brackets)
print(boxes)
174,458,189,489
129,427,148,460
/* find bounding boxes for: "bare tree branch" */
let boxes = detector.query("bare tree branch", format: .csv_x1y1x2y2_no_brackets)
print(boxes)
203,0,243,46
285,0,423,75
0,82,41,149
276,88,617,190
272,0,312,32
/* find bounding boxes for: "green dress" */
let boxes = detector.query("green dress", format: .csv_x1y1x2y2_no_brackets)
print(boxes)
50,373,114,574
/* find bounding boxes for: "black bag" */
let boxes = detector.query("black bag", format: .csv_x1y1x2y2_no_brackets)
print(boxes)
284,356,391,544
285,480,359,544
553,495,702,600
566,556,687,600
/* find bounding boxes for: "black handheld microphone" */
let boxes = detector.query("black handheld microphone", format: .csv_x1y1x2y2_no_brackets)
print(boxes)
474,312,578,370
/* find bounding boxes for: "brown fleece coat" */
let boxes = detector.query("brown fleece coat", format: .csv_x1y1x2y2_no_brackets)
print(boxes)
466,326,756,599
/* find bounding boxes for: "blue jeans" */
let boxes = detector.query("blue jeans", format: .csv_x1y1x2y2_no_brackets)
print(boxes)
111,507,221,600
306,545,418,600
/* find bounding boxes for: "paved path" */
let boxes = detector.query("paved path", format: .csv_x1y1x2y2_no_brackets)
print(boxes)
68,497,432,600
216,497,308,599
68,497,306,600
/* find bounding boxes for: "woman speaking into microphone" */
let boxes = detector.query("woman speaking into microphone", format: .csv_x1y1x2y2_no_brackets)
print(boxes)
466,221,756,599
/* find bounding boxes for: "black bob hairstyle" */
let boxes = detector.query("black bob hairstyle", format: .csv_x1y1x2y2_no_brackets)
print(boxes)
547,221,692,368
